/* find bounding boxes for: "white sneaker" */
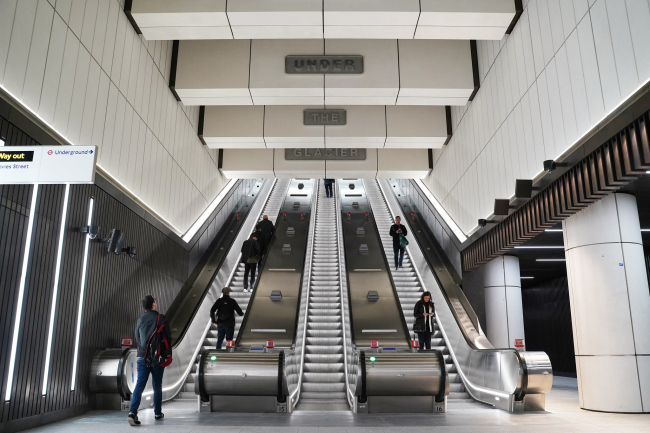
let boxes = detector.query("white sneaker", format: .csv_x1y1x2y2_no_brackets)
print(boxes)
243,289,248,293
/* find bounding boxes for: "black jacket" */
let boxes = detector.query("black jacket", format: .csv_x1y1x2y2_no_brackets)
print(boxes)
414,300,435,333
134,310,172,358
210,295,244,326
389,224,408,248
258,219,275,243
240,238,261,264
254,230,268,253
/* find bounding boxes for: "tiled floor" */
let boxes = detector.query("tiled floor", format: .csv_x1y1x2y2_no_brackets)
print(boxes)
24,377,650,432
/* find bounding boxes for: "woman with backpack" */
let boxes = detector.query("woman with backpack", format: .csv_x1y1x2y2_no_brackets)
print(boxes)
413,291,435,350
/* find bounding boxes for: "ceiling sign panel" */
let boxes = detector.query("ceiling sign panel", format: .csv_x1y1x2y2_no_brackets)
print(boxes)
304,109,347,125
285,55,364,74
285,148,366,160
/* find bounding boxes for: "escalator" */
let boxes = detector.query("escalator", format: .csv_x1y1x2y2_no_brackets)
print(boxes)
370,178,553,412
89,178,307,410
363,180,468,400
176,179,292,401
296,182,349,411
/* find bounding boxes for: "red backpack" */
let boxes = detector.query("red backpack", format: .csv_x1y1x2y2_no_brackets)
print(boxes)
143,314,172,368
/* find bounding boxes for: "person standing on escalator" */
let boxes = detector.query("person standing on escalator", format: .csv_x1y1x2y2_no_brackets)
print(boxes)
210,287,244,350
240,234,261,293
389,216,408,270
323,179,334,198
413,291,435,350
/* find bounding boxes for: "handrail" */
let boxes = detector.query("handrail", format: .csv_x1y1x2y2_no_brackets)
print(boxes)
335,180,356,411
288,180,318,408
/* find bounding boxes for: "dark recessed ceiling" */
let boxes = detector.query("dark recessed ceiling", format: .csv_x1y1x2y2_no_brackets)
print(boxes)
515,173,650,289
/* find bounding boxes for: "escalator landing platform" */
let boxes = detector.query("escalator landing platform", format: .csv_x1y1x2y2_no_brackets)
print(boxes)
20,378,647,432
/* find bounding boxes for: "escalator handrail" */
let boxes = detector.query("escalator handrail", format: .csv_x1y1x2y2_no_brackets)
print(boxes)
376,179,527,403
288,181,319,408
334,182,357,411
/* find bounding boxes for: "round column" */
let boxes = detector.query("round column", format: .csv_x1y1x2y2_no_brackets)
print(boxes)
483,255,526,350
563,193,650,413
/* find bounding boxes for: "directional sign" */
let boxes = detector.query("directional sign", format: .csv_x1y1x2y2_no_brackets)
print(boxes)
0,146,96,184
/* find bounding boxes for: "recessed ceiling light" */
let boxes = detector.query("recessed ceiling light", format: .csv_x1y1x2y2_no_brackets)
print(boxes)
536,259,566,262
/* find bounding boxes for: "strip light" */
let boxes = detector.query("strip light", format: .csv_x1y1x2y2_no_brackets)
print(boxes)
71,197,94,391
545,229,563,232
536,259,566,262
514,246,564,249
414,179,468,242
641,229,650,232
42,184,70,395
181,179,237,242
520,277,535,279
5,185,39,401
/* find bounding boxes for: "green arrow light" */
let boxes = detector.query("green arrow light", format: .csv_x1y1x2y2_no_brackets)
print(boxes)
369,356,376,362
210,355,217,361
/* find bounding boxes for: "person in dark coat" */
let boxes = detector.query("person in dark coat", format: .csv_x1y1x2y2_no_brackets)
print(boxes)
413,291,435,350
323,179,334,198
254,224,267,273
257,215,275,245
210,287,244,350
128,295,172,426
240,234,261,292
389,216,408,270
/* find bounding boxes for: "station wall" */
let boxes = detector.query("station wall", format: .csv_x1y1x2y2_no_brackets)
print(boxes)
425,0,650,235
0,0,228,234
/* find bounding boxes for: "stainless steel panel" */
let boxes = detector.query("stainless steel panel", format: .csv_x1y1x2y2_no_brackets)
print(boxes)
364,353,442,396
201,352,284,396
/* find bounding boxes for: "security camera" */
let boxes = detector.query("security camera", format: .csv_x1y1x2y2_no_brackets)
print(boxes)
76,225,99,239
349,183,355,190
478,219,487,228
105,229,126,254
298,183,304,190
543,160,557,173
122,246,137,257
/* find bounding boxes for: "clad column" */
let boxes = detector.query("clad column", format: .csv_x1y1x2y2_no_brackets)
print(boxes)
563,193,650,413
483,256,526,350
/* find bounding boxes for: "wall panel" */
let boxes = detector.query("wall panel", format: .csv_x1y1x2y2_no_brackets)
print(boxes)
424,0,650,236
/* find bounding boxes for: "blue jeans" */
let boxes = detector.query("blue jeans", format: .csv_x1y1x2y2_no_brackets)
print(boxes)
129,358,164,415
217,324,235,349
393,246,405,268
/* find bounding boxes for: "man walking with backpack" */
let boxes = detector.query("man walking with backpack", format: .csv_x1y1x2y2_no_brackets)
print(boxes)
127,295,172,426
210,287,244,349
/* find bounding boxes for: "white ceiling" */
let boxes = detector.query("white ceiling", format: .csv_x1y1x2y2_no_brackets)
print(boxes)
131,0,517,41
